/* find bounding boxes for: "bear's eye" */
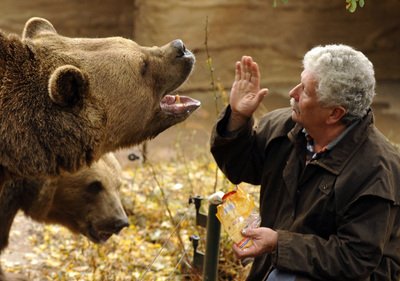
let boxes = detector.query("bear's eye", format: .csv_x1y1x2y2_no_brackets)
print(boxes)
86,181,104,194
140,60,148,76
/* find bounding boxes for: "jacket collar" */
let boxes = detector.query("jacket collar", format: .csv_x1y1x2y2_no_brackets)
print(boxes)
288,109,374,175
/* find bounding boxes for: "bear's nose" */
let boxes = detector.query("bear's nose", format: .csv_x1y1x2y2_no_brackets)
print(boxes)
112,218,130,234
172,39,186,57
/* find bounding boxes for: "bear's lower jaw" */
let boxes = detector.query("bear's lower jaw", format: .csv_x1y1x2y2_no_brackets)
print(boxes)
87,219,129,244
87,224,114,244
160,94,201,116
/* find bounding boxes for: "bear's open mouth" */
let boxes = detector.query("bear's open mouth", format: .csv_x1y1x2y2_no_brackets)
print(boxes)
160,94,201,116
88,224,115,244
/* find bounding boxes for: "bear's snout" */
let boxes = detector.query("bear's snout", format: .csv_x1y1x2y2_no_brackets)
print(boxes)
171,39,193,60
88,216,130,244
172,39,186,57
111,217,130,234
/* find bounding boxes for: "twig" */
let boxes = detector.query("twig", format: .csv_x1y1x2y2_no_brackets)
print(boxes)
204,16,221,193
148,163,189,260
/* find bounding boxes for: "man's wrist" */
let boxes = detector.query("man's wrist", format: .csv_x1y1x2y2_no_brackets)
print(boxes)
227,111,250,132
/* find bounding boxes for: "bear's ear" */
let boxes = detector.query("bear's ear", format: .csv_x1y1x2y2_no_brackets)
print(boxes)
0,33,6,78
22,17,57,39
48,65,89,107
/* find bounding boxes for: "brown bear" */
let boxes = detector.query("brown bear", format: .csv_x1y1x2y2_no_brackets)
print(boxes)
0,17,200,180
0,153,129,281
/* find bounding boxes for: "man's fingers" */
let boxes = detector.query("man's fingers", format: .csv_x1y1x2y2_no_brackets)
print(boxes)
242,227,255,237
242,226,265,238
250,62,261,84
243,57,251,81
240,56,247,80
257,88,269,100
233,243,257,259
241,56,254,82
233,243,248,258
234,61,241,82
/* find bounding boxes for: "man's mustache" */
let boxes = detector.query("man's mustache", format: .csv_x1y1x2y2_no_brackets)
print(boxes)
290,98,299,112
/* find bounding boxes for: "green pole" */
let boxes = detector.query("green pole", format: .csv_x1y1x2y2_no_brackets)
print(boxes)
202,201,221,281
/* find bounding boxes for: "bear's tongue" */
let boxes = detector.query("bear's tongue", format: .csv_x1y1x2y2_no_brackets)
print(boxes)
160,94,201,115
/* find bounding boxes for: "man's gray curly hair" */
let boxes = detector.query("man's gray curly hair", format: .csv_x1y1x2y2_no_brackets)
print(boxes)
303,44,376,123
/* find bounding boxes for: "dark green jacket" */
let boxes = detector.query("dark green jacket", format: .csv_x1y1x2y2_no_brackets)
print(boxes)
210,107,400,281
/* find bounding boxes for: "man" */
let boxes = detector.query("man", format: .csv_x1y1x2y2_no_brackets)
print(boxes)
210,45,400,280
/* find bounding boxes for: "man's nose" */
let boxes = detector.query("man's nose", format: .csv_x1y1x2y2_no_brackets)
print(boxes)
289,83,301,100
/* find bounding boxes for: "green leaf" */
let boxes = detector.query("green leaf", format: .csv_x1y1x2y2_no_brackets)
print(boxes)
346,0,357,13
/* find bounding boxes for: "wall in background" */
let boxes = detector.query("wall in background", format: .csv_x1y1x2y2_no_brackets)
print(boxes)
0,0,133,38
1,0,399,93
134,0,400,92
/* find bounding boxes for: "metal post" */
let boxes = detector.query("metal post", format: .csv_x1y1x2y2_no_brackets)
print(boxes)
189,234,204,271
203,201,221,281
189,196,207,227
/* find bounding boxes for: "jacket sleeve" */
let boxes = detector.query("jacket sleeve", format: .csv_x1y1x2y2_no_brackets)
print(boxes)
272,195,396,280
210,106,266,185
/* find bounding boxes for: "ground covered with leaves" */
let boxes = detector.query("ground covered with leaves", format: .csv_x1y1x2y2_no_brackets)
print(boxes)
2,152,259,281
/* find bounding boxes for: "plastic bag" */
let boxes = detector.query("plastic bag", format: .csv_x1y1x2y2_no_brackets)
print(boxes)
216,186,261,248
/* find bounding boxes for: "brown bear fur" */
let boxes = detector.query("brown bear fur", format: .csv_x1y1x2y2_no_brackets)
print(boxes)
0,17,199,179
0,153,129,281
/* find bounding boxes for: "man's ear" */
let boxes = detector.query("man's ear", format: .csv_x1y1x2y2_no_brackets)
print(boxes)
48,65,89,107
22,17,57,39
327,106,347,125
